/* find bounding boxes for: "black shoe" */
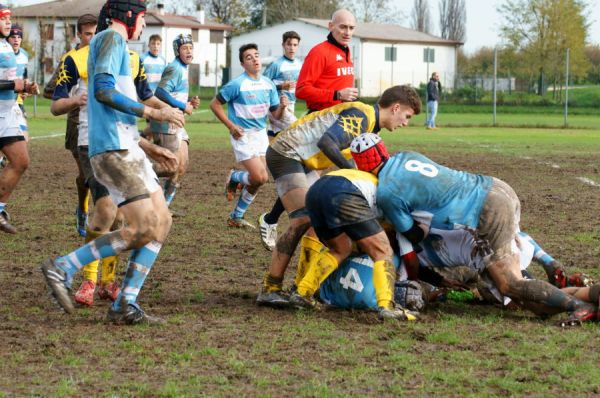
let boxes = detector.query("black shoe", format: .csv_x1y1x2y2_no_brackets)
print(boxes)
40,259,74,314
0,210,16,234
107,303,166,325
256,290,290,308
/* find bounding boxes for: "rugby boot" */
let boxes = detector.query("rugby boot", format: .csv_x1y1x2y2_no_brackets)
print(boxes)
0,210,16,234
40,259,75,314
258,212,277,251
378,305,418,321
225,169,242,202
228,217,255,229
558,303,598,327
74,280,96,306
0,155,7,169
98,281,121,302
289,291,320,310
256,289,290,308
107,303,166,325
75,207,88,237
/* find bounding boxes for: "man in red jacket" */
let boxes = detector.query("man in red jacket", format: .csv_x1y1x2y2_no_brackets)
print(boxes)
296,9,358,112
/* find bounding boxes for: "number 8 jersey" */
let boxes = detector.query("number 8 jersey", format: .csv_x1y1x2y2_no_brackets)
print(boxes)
377,151,493,232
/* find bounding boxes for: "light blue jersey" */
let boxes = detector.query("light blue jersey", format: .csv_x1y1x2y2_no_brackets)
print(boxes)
217,72,279,131
87,29,139,157
140,51,166,93
377,151,493,233
0,40,17,110
319,254,400,310
151,58,189,134
14,48,28,79
263,56,302,103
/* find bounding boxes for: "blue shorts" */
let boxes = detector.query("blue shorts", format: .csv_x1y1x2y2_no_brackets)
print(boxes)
306,175,382,242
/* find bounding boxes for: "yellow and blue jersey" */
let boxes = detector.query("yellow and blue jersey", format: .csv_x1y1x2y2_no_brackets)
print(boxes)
325,169,379,210
271,102,381,170
263,55,302,104
378,151,493,233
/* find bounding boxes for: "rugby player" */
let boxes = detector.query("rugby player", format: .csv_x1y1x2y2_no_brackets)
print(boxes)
8,24,28,140
41,0,185,324
140,34,166,94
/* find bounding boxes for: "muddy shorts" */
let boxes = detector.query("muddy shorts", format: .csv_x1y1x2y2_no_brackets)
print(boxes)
230,128,269,162
64,117,79,155
78,146,110,203
90,144,160,207
477,177,521,262
306,175,382,242
266,147,319,197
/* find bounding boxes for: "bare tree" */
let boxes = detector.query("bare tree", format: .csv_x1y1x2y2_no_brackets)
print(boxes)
411,0,431,33
439,0,466,41
263,0,339,25
342,0,404,24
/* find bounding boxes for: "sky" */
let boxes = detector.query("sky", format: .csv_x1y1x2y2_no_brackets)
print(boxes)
16,0,600,53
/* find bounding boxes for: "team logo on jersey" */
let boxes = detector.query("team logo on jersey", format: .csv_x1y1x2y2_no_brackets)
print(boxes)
337,67,354,77
336,54,343,61
56,62,71,86
339,115,363,138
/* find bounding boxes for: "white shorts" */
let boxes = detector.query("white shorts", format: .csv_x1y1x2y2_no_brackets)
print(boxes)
90,143,160,206
230,128,269,162
0,105,22,139
16,105,27,134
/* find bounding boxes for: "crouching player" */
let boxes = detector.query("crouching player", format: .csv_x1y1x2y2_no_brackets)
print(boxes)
151,33,199,206
289,135,415,320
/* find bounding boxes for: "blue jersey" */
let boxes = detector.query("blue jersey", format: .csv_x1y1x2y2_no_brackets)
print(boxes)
319,254,400,310
263,56,302,103
217,72,279,131
377,151,493,232
140,51,166,93
0,40,17,110
151,58,189,133
87,29,139,157
15,48,28,79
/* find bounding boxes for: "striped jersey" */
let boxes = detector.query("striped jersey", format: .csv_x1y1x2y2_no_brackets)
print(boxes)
151,58,189,134
140,51,166,93
0,40,17,112
15,48,29,105
263,55,302,103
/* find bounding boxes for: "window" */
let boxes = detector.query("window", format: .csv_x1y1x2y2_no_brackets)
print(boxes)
423,48,435,63
41,24,54,40
385,46,397,62
192,29,199,42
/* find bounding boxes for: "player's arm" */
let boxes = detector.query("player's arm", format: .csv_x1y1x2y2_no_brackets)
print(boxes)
209,93,243,139
316,108,370,169
268,82,287,120
51,56,83,116
135,61,170,110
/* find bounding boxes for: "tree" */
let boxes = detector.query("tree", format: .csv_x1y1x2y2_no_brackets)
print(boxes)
147,0,197,14
584,44,600,84
249,0,339,28
439,0,466,42
498,0,589,95
199,0,252,33
411,0,431,34
341,0,405,24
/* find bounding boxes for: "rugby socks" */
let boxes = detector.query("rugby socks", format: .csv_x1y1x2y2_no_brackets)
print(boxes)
294,235,325,287
231,187,256,219
56,231,128,281
100,255,119,284
163,180,179,206
264,198,285,225
531,241,557,275
262,273,284,293
230,170,250,186
81,228,101,283
0,202,5,213
372,260,396,310
112,241,162,311
297,250,339,297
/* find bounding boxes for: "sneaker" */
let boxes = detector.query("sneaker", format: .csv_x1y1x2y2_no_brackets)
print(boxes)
228,217,256,229
378,306,418,321
0,210,16,234
225,169,241,202
98,281,121,302
75,208,88,237
107,303,166,325
559,303,598,327
74,280,96,306
256,289,290,308
0,155,7,169
289,291,319,310
258,213,277,251
40,259,75,314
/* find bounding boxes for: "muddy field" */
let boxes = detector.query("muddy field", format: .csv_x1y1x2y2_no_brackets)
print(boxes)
1,137,599,397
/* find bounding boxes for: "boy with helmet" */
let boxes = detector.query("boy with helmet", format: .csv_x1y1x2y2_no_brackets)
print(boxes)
351,133,599,325
8,24,28,138
151,33,199,206
256,85,421,307
0,4,38,234
41,0,186,325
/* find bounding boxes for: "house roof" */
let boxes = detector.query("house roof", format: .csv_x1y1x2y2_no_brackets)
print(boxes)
12,0,231,31
296,18,462,46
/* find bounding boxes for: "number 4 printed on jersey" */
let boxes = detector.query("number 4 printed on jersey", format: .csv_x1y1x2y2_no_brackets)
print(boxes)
339,267,364,292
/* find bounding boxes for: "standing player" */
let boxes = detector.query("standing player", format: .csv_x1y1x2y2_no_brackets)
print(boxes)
41,0,185,324
8,24,28,139
351,133,598,324
0,4,38,234
43,14,98,237
256,85,421,306
210,43,288,228
258,31,303,250
152,33,199,206
140,34,166,94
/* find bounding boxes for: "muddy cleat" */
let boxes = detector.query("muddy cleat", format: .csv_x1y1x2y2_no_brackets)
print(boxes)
558,304,598,327
256,289,290,308
75,208,88,237
40,259,75,314
98,281,121,302
289,291,319,310
228,217,256,229
74,280,96,306
225,169,242,202
0,155,7,169
258,213,277,251
0,210,16,234
378,306,418,321
107,303,166,325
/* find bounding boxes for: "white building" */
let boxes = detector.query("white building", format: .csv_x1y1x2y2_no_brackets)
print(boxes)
12,0,231,87
230,18,462,97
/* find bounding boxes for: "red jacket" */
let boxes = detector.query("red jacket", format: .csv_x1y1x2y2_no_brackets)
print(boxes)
296,34,355,111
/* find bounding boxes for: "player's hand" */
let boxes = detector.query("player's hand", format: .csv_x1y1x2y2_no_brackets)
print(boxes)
279,95,289,108
282,80,296,91
144,142,178,174
189,96,200,108
13,79,25,93
25,81,40,95
184,103,194,115
229,125,244,140
338,87,359,102
74,92,87,107
151,107,185,128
